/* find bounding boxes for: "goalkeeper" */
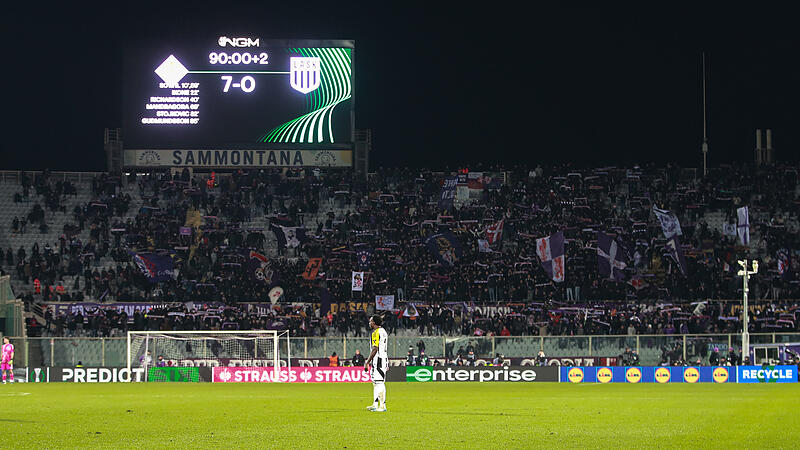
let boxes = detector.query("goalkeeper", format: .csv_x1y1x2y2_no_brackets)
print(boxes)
364,315,388,412
1,337,14,384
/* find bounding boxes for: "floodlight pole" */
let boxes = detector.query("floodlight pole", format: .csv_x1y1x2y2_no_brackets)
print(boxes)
701,51,709,177
737,259,758,361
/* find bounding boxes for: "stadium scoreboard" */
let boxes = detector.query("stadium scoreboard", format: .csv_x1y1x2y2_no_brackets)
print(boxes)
122,37,354,168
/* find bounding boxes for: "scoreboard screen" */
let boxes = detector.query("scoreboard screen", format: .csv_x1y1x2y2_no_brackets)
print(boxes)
123,38,354,150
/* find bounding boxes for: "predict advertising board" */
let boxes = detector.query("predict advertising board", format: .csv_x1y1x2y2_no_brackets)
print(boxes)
26,367,148,383
24,367,211,382
123,37,354,164
560,366,798,383
405,366,559,383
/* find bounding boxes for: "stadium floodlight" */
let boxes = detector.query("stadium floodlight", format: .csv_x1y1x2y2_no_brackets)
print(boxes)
737,259,759,361
127,330,289,381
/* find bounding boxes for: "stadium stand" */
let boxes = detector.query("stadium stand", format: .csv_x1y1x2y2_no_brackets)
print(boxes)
1,165,799,343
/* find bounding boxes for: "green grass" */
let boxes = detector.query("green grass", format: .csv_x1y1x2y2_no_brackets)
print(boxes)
4,382,799,448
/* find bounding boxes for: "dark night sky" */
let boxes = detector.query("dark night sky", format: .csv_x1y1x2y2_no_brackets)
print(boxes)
3,5,798,171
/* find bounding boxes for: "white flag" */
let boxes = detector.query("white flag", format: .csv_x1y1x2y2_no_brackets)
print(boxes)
402,303,419,318
351,271,364,291
375,295,395,311
722,223,737,237
653,206,682,239
737,206,750,246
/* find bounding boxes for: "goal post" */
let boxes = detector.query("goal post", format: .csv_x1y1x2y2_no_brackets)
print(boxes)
126,330,288,381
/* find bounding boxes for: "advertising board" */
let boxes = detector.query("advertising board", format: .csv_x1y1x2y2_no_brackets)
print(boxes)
405,366,559,382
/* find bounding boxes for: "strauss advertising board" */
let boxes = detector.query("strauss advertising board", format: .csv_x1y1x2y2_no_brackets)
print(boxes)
211,366,405,383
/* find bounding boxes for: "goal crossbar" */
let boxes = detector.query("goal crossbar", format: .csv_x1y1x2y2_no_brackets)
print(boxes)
126,330,290,381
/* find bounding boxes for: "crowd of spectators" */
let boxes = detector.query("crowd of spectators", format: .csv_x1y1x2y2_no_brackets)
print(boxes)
5,163,800,338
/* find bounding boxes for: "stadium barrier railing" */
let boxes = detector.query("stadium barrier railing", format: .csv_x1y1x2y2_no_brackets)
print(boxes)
8,332,800,368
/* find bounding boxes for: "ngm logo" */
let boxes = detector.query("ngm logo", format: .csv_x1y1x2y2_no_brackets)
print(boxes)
654,367,671,384
567,367,584,383
597,367,613,384
218,36,260,47
683,367,700,383
712,367,729,383
625,367,642,384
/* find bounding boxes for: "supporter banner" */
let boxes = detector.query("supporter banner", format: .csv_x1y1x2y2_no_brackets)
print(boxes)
437,176,458,212
302,257,323,280
355,248,372,269
405,366,559,382
247,251,274,284
351,271,364,291
560,366,741,383
536,231,565,283
130,251,176,283
44,302,278,322
124,149,353,168
147,367,200,382
272,224,307,248
486,220,504,246
212,366,373,383
653,206,683,238
425,231,463,267
737,206,750,246
737,365,797,383
158,356,617,368
375,295,395,311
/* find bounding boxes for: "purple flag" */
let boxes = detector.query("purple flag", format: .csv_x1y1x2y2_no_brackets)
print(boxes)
665,236,688,277
535,231,565,283
129,252,176,283
597,232,628,281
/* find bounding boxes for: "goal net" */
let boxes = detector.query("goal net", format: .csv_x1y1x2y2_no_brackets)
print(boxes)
126,331,288,381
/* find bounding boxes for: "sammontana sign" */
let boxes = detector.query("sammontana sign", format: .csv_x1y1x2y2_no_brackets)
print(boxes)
124,149,352,168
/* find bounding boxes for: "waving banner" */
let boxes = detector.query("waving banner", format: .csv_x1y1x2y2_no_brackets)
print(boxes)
653,207,682,239
535,231,565,283
130,252,176,283
425,231,463,267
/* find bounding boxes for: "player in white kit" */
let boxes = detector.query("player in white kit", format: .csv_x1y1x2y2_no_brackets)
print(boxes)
364,315,388,412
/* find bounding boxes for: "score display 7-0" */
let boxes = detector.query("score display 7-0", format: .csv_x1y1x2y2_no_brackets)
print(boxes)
221,75,256,93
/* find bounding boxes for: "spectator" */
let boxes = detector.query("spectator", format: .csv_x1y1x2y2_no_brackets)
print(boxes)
405,347,416,366
536,350,546,366
139,351,152,368
352,349,365,367
419,350,430,366
709,347,720,366
492,353,504,366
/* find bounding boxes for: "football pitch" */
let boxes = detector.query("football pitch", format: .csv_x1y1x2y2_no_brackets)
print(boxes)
5,382,799,448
